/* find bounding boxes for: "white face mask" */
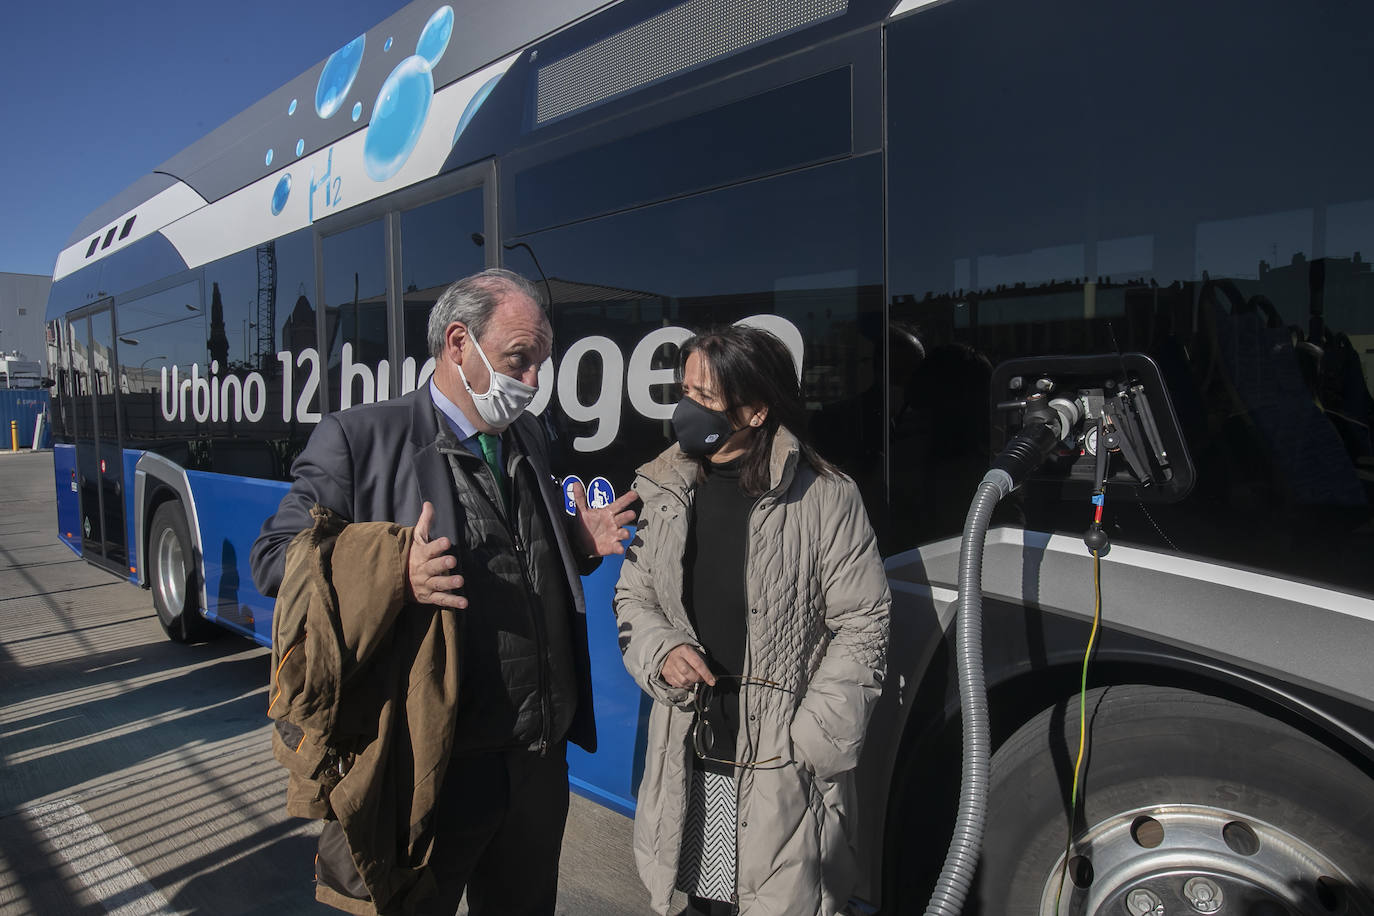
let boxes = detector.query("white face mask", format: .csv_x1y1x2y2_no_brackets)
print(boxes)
457,331,538,431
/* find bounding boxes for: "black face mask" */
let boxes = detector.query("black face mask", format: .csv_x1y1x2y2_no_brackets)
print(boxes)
672,396,736,457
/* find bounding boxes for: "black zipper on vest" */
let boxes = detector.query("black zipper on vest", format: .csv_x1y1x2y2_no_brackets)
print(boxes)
441,444,552,756
507,455,552,757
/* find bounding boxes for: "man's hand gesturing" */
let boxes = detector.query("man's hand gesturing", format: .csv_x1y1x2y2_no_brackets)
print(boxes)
407,501,467,608
569,481,639,557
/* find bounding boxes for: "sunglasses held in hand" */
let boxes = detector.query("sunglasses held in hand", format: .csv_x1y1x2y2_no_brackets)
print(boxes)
691,675,792,769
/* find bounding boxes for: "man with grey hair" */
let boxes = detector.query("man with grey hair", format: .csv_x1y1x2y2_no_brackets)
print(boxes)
252,268,637,915
425,267,543,358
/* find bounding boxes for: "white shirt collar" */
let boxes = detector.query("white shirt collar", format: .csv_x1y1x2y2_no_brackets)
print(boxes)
429,380,479,444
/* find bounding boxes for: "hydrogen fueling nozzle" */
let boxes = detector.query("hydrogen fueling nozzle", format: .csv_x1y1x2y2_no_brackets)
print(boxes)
991,385,1083,486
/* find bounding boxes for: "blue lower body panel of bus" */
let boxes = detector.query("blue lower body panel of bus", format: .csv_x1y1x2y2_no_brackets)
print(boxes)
185,471,291,645
568,552,644,817
53,443,81,555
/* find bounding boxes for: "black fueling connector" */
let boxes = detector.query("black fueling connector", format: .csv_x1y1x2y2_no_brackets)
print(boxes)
991,389,1082,486
990,419,1062,485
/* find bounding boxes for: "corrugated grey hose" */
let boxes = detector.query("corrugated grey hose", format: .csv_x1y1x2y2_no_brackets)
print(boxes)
924,467,1014,916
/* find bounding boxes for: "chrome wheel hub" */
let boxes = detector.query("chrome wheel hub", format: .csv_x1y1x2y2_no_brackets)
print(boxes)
155,526,185,613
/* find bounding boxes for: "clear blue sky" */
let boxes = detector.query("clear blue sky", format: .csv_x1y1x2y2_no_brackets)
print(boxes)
0,0,410,278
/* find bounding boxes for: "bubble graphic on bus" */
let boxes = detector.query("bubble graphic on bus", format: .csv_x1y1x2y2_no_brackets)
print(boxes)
271,174,291,215
384,37,393,52
288,98,297,116
315,34,365,119
352,101,362,122
363,55,433,181
416,6,454,67
265,149,274,166
295,139,304,156
453,74,501,147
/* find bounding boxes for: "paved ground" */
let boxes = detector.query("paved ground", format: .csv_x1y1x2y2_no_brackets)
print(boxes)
0,450,650,916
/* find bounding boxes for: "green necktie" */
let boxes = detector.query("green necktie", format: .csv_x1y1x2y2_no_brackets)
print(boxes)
477,432,509,511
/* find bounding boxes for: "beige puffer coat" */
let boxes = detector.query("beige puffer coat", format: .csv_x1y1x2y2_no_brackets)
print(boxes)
614,428,891,916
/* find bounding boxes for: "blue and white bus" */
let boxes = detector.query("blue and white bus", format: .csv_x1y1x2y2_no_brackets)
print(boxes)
46,0,1374,912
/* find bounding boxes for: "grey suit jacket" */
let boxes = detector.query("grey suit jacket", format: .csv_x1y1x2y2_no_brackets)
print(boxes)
249,385,597,751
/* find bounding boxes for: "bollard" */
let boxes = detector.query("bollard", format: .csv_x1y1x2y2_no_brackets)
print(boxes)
9,420,15,451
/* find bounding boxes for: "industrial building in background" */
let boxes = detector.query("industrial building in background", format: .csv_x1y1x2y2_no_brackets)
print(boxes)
0,272,52,383
0,272,53,446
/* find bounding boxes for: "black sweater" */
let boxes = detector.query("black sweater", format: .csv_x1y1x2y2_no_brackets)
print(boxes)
683,458,754,774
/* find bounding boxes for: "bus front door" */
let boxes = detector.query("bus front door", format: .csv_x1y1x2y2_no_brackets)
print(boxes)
67,305,128,575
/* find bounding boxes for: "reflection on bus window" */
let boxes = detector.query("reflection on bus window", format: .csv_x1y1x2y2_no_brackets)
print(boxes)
885,0,1374,592
323,220,388,413
399,189,486,392
507,154,884,507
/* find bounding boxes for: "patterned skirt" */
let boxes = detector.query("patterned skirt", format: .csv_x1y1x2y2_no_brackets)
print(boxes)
675,766,738,902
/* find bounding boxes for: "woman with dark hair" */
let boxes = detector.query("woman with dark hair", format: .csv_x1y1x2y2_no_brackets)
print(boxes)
615,324,891,915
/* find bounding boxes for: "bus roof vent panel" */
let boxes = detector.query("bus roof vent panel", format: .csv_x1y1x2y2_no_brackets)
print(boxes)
535,0,847,125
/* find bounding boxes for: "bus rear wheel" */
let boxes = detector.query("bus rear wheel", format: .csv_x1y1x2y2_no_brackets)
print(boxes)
149,501,208,643
977,684,1374,915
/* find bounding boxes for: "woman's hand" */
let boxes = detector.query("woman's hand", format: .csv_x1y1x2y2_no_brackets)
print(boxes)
660,644,716,689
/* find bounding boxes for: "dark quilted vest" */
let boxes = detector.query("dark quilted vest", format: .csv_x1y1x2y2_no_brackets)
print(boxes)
435,416,578,754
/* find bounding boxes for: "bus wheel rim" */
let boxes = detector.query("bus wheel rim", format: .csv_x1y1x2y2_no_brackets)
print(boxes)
1040,803,1361,915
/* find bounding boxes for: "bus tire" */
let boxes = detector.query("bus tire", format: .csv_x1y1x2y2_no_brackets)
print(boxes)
149,501,208,643
976,684,1374,915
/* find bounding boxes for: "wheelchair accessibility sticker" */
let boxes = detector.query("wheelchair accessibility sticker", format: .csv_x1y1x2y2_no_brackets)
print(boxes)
561,475,583,516
561,475,617,514
588,477,614,510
